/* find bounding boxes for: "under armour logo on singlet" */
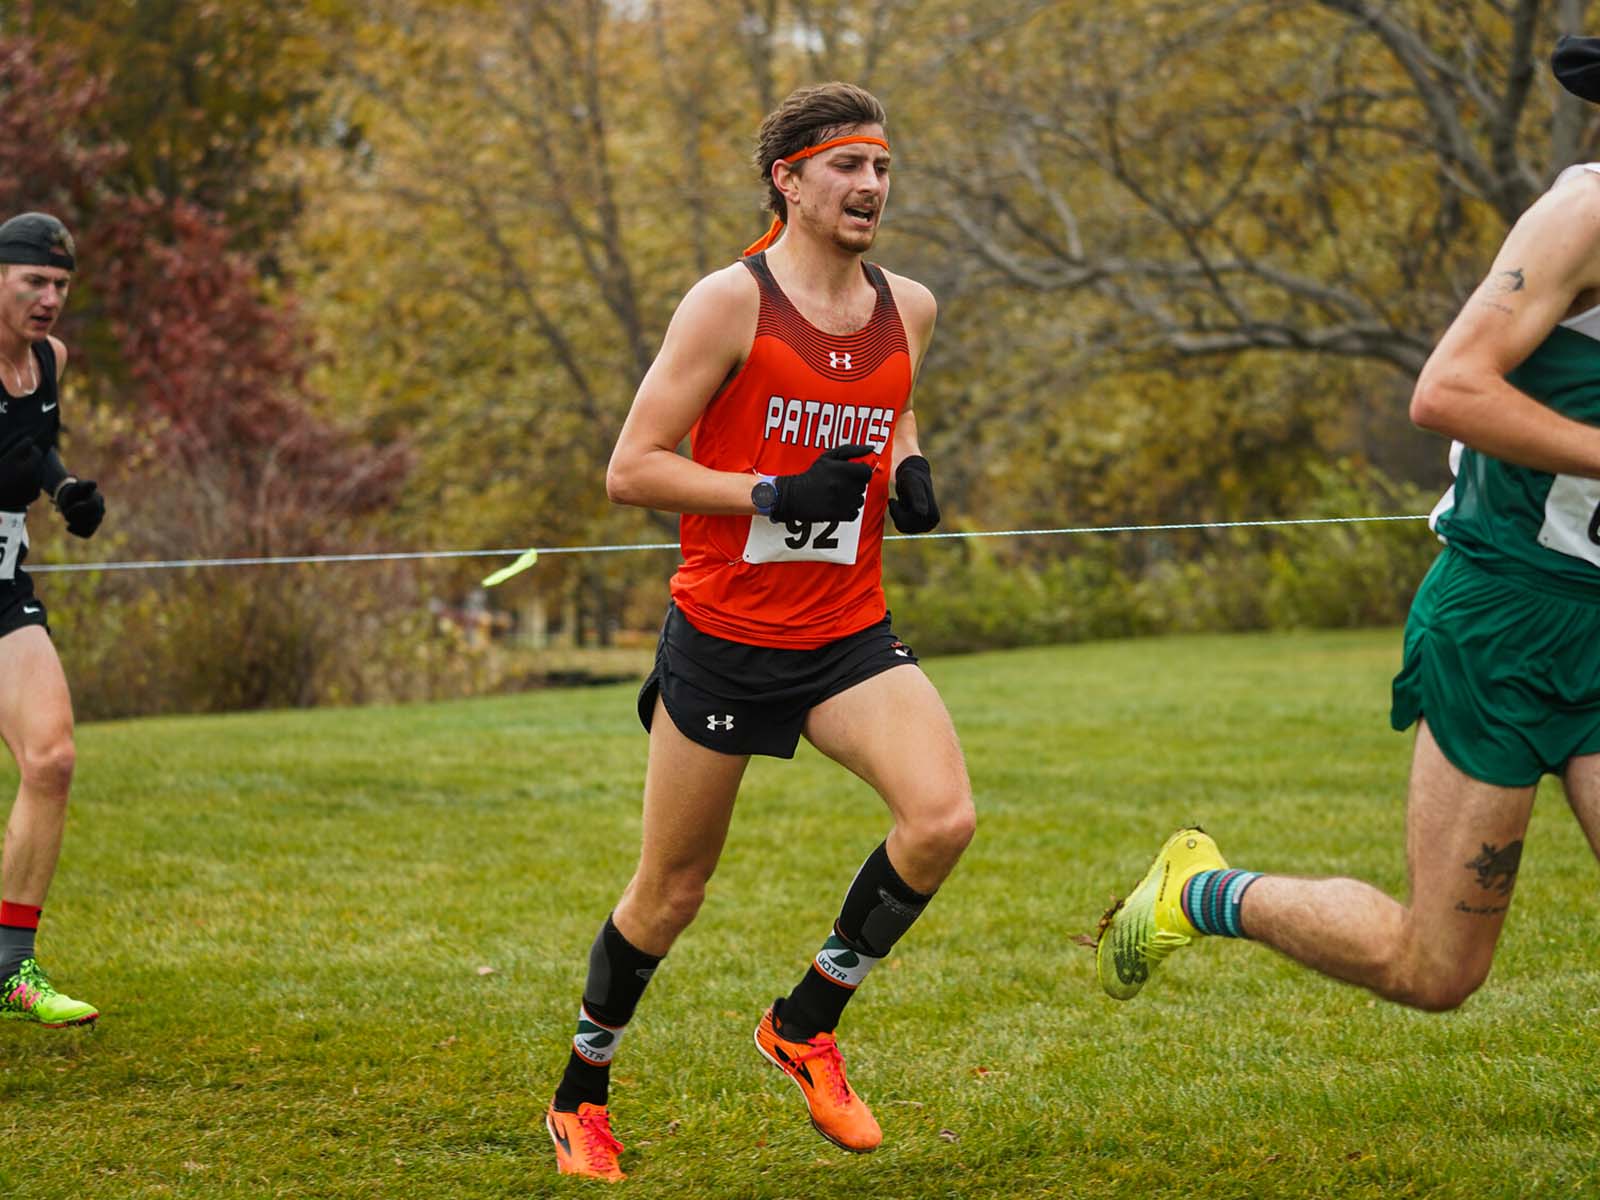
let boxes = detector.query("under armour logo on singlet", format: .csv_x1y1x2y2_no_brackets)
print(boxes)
828,351,853,371
706,714,735,732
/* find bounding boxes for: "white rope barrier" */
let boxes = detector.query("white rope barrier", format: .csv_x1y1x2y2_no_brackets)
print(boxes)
24,513,1431,575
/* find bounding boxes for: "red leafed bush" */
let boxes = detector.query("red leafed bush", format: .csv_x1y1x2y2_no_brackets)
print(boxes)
0,25,423,715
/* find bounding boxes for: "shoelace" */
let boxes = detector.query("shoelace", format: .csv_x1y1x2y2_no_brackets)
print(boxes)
789,1034,854,1107
578,1109,624,1159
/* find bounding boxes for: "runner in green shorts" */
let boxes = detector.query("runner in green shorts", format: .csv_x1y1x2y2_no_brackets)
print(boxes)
1093,34,1600,1014
1391,548,1600,788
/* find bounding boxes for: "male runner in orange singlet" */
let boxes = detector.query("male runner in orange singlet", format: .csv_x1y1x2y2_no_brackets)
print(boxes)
544,82,973,1181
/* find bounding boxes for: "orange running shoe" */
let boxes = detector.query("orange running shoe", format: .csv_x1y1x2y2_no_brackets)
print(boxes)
754,1004,882,1153
546,1101,626,1182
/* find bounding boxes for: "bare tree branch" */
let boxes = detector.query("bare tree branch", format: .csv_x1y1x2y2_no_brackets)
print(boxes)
922,0,1587,382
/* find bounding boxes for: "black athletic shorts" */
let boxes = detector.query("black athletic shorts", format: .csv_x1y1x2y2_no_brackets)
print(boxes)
0,572,48,640
637,603,920,758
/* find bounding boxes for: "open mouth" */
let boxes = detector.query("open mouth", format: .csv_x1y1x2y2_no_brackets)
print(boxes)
844,205,876,223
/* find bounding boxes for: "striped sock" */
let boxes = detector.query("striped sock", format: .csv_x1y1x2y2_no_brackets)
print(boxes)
1180,869,1261,938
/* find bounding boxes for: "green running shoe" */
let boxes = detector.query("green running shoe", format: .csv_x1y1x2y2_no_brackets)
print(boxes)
0,958,99,1026
1096,828,1225,1000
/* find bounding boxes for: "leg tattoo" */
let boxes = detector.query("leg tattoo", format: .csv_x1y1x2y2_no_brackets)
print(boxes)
1455,840,1522,916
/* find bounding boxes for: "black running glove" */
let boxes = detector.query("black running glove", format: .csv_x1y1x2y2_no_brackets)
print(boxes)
54,478,104,538
888,455,940,533
771,443,874,523
0,440,42,507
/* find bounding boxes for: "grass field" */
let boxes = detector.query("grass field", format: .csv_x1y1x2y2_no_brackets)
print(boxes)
4,629,1599,1199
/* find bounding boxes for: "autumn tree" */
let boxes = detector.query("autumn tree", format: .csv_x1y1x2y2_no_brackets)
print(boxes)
295,0,1462,652
778,0,1587,639
17,0,352,257
914,0,1600,481
0,22,412,714
297,0,919,641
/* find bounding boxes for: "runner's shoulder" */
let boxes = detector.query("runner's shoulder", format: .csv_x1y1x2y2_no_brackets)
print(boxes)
680,261,760,317
1527,165,1600,234
668,263,760,355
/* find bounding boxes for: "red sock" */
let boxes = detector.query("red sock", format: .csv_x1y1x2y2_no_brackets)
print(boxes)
1,900,41,977
1,901,42,930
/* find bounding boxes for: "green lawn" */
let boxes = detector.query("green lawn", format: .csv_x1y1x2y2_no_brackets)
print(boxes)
4,629,1599,1198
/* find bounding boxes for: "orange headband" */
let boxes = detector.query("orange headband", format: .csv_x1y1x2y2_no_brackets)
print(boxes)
742,135,892,257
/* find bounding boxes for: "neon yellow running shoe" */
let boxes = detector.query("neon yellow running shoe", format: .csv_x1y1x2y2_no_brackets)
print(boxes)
1096,828,1225,1000
0,958,99,1027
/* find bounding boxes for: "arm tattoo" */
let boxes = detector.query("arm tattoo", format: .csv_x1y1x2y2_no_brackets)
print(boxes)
1473,268,1525,314
1488,268,1526,295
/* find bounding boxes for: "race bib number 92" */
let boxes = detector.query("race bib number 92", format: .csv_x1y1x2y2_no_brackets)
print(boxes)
743,509,864,565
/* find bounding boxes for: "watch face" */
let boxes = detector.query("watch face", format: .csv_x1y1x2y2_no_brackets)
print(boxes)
752,480,778,512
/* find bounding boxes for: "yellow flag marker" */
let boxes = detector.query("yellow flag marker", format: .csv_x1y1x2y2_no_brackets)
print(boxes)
481,548,539,588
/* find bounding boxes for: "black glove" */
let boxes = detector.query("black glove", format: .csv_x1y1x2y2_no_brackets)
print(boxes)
772,443,874,523
0,440,42,506
54,478,104,538
888,455,940,533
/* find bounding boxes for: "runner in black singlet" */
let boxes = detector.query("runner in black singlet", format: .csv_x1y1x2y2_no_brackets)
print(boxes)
0,213,107,1029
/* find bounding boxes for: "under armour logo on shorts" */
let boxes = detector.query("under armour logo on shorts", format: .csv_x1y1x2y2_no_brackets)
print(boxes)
828,351,853,371
706,714,735,731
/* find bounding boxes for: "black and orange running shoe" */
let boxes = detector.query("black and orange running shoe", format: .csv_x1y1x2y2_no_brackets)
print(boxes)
546,1101,625,1182
754,1004,882,1153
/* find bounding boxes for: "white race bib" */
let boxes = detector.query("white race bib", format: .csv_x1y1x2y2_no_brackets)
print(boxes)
1536,474,1600,567
743,510,864,565
0,511,26,581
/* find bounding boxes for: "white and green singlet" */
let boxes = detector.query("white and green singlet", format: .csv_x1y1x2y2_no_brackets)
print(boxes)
1431,187,1600,599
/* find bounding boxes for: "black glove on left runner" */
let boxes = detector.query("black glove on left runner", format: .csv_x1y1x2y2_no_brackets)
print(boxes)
888,455,940,533
54,478,104,538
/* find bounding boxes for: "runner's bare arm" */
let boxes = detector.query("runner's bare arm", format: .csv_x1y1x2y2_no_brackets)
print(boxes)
886,273,937,473
606,266,764,514
892,410,924,470
1411,174,1600,478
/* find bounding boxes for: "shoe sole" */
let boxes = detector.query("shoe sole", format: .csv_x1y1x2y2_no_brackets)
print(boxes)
1095,828,1218,999
0,1010,97,1027
753,1027,878,1154
1095,840,1170,1000
1095,895,1150,1000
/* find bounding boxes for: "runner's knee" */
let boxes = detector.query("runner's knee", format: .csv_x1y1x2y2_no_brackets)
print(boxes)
1389,970,1488,1013
17,734,74,798
899,788,976,863
1379,942,1492,1012
626,869,710,940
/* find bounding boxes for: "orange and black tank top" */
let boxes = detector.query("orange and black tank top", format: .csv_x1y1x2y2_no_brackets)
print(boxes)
669,251,912,649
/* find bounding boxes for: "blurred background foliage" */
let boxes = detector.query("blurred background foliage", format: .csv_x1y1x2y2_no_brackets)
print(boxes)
0,0,1591,716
